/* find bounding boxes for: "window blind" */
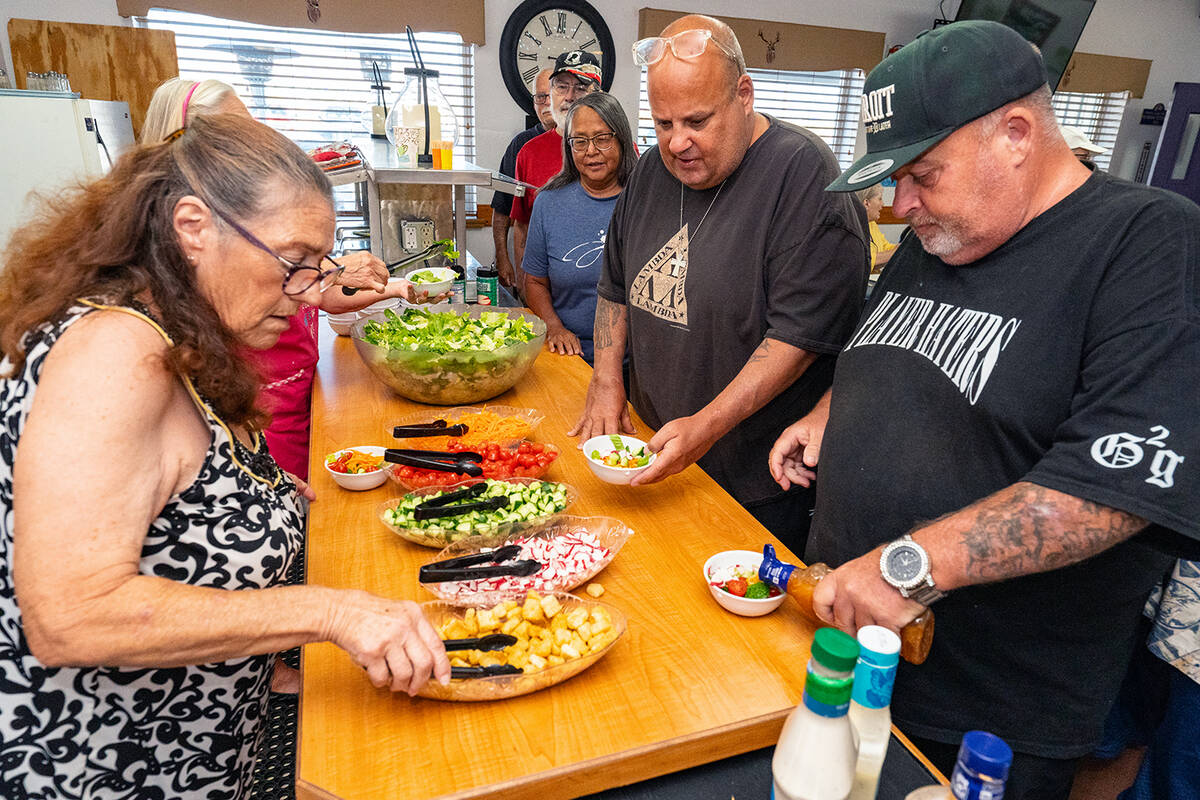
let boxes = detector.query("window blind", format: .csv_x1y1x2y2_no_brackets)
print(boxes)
138,8,477,214
637,68,866,170
1052,90,1129,171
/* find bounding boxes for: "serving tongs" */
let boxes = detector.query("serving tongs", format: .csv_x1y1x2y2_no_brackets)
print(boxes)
391,420,469,439
450,664,523,679
385,448,484,477
443,633,518,652
412,482,509,520
442,632,525,680
418,544,541,584
340,241,446,296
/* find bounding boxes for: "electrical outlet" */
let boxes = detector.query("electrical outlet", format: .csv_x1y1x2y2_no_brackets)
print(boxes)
400,219,435,253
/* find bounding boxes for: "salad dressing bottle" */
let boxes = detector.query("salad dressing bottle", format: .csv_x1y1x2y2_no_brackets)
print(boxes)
904,730,1012,800
847,626,901,800
772,627,859,800
759,545,935,665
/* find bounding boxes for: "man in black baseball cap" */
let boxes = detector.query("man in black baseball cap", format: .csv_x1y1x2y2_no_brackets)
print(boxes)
771,19,1200,799
550,49,602,89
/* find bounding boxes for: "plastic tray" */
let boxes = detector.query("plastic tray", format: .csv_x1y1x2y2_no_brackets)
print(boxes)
378,477,578,548
385,442,559,490
422,515,633,606
387,405,544,450
418,592,626,702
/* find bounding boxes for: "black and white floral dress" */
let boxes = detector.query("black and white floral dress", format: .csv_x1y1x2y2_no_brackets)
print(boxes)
0,302,304,799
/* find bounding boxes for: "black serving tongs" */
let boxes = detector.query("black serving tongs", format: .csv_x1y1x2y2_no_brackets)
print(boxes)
412,482,509,520
450,664,523,679
384,448,483,477
442,632,524,679
391,419,469,439
340,241,446,296
418,544,541,584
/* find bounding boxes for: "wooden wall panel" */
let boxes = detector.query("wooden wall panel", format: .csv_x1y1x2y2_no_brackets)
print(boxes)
8,19,178,137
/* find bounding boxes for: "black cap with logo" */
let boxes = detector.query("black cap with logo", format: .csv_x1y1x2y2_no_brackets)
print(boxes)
550,50,602,86
827,20,1049,192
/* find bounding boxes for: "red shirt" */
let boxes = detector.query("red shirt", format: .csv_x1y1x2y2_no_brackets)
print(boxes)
510,129,564,224
251,305,320,479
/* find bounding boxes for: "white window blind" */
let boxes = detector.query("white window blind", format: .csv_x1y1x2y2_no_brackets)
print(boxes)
637,68,865,169
1052,90,1129,170
137,9,476,214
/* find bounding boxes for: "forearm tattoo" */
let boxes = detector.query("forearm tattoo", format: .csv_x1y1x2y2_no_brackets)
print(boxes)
746,339,772,365
957,482,1147,583
593,298,625,350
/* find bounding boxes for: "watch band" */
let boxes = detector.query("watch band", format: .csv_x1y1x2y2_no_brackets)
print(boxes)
901,576,946,606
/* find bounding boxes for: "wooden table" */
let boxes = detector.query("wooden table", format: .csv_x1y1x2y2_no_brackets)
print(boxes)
298,333,938,800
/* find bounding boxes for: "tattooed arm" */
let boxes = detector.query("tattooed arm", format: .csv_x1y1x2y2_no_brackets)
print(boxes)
630,338,818,485
810,481,1149,635
569,297,635,442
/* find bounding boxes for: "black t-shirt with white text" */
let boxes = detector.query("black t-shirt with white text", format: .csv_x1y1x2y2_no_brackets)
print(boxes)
598,116,868,504
808,170,1200,757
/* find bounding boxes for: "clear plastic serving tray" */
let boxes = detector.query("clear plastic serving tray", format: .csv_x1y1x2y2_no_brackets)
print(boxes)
419,591,627,702
387,404,544,450
422,515,634,606
378,477,578,548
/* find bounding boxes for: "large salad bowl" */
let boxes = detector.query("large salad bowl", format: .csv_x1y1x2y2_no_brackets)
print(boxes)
350,305,546,405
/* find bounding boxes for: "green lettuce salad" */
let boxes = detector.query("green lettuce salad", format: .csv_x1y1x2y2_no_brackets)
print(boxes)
363,308,538,353
357,308,544,403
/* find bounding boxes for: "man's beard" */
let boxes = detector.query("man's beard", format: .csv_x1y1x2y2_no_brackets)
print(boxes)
551,102,569,130
909,213,968,259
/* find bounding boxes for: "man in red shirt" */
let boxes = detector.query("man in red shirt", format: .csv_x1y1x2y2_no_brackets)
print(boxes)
511,50,602,290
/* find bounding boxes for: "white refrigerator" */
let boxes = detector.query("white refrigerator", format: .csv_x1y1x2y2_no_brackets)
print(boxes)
0,90,136,254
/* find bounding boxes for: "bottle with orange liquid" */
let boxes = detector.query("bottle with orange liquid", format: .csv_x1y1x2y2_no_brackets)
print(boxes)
759,544,934,665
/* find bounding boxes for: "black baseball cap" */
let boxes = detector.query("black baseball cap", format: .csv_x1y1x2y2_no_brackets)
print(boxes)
550,50,602,86
827,20,1049,192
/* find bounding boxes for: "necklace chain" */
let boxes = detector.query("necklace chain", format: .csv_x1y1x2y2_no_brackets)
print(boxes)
679,178,727,239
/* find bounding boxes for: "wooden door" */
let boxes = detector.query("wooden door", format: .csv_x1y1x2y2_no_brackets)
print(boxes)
8,18,178,138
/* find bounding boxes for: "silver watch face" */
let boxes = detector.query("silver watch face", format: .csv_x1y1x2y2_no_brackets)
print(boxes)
884,544,925,585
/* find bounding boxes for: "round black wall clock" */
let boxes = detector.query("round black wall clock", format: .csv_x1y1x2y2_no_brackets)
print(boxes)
499,0,616,117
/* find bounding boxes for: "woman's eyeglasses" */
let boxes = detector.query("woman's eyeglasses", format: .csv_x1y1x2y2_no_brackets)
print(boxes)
207,205,343,296
566,132,617,154
631,29,737,67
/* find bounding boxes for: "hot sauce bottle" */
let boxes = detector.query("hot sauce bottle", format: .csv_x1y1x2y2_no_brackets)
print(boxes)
759,544,934,665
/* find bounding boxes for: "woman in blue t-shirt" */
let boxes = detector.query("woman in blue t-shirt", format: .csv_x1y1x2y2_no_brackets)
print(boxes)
522,92,637,364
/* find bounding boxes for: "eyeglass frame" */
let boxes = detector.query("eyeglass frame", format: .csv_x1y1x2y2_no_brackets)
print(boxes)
566,132,618,154
532,92,551,105
206,203,344,296
550,76,593,96
631,29,738,67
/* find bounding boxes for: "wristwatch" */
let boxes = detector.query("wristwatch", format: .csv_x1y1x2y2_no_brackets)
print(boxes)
879,535,945,605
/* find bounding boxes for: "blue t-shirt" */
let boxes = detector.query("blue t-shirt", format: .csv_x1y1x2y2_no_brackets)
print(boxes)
522,181,618,363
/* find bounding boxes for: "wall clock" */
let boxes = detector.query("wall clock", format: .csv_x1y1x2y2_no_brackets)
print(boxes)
499,0,615,117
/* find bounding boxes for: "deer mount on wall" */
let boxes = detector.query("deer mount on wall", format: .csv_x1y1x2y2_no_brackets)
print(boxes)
758,29,781,64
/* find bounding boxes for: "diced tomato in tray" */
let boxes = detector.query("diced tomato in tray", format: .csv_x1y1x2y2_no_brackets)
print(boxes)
387,441,559,489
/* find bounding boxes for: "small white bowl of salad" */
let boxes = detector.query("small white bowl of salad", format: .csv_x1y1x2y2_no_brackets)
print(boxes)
582,434,656,485
703,550,786,617
324,445,388,491
403,266,456,299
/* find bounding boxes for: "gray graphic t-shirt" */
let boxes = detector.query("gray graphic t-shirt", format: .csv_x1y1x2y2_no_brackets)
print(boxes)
598,116,868,504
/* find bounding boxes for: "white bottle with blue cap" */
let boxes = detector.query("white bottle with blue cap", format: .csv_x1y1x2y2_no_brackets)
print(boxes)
848,626,901,800
904,730,1013,800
